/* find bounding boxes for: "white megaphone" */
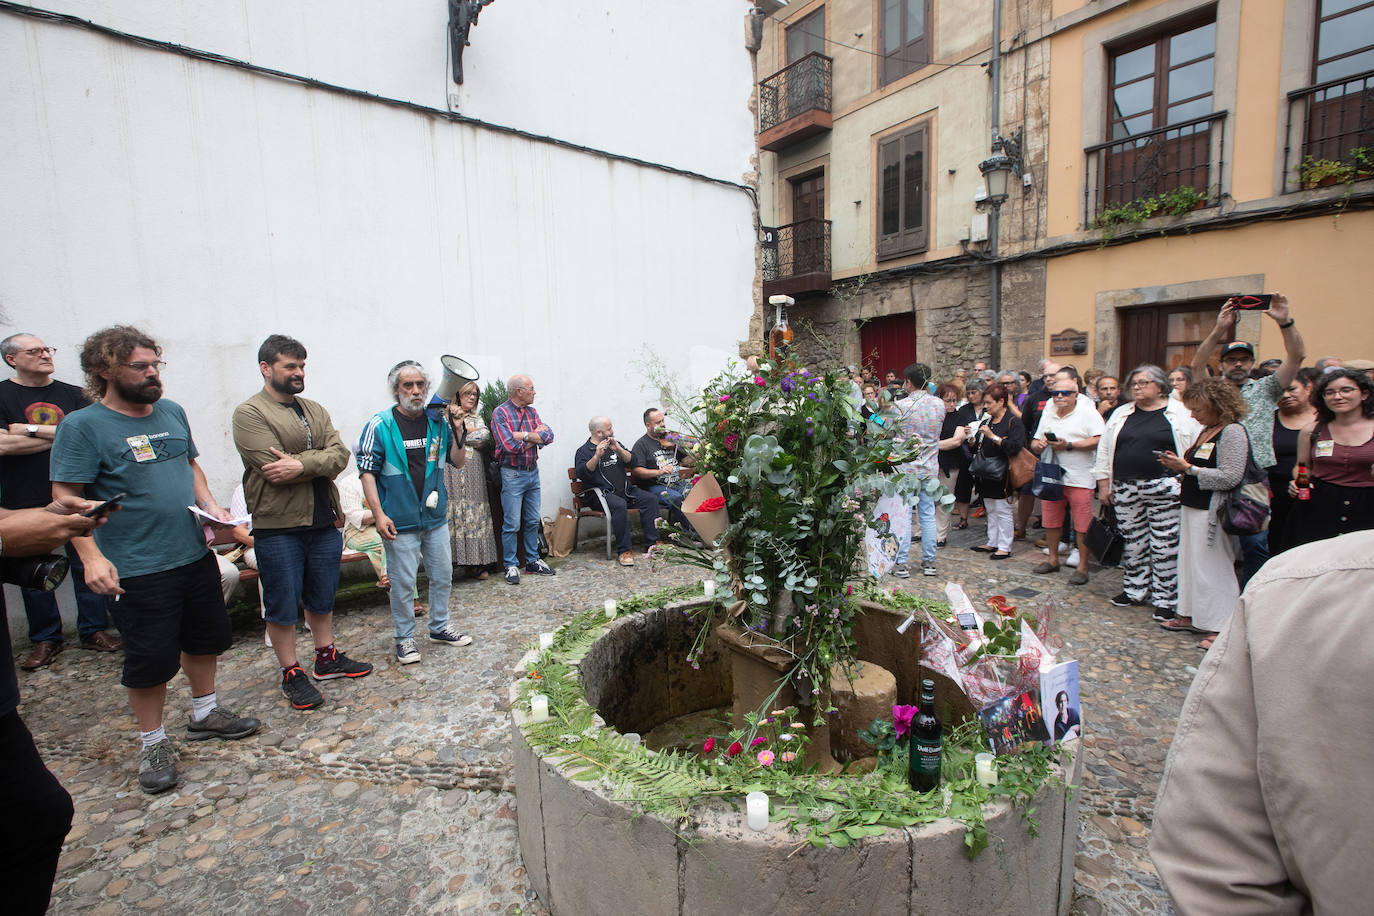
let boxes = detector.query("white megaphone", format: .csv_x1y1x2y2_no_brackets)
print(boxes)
435,354,481,402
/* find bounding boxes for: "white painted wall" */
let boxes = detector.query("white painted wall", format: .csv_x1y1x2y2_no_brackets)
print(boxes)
1,2,757,634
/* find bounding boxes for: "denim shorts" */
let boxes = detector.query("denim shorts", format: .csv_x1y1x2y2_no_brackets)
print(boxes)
253,527,343,625
109,552,232,689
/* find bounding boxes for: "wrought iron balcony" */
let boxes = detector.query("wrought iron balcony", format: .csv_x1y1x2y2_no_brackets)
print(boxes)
1283,69,1374,192
1082,112,1227,225
761,218,832,298
758,53,833,152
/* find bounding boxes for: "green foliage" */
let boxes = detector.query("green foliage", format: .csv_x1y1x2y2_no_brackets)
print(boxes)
1092,186,1207,240
479,379,508,430
857,718,899,755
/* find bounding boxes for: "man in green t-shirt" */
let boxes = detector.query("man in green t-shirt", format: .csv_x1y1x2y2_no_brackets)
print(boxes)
51,326,260,796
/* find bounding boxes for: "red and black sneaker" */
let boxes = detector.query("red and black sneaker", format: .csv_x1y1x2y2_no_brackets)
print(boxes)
312,648,374,681
281,665,324,710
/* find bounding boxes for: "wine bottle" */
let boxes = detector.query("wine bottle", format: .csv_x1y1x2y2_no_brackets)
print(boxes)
909,679,942,792
1295,463,1311,501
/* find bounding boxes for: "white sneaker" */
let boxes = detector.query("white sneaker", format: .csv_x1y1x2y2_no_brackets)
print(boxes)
1065,548,1080,568
1041,546,1050,555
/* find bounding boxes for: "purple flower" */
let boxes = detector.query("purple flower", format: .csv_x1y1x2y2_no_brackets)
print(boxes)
780,376,796,393
892,704,918,738
805,428,814,437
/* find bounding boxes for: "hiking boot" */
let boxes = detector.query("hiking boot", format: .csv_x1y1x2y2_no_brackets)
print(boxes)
313,648,374,681
892,563,910,578
428,626,474,647
281,665,324,710
138,739,178,795
186,706,262,741
505,565,521,585
525,559,556,576
395,638,421,665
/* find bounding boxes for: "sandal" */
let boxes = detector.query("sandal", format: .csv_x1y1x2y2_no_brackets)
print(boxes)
971,544,996,553
954,518,969,530
1198,635,1216,650
1158,618,1205,634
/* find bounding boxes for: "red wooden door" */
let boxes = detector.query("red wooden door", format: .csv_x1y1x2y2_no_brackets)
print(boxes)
859,313,917,380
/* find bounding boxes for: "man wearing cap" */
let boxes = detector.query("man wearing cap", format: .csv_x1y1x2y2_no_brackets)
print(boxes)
1191,294,1305,584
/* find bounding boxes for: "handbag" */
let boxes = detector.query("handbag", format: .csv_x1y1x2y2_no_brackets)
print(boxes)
1085,505,1124,567
1219,433,1271,535
1009,447,1037,490
968,435,1008,482
1030,447,1064,501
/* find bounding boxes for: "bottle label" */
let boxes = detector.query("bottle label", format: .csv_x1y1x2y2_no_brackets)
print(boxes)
1297,488,1311,501
914,740,941,773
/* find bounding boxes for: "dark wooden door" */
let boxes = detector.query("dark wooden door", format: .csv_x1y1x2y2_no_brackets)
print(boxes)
859,312,918,380
1118,303,1219,374
790,172,825,274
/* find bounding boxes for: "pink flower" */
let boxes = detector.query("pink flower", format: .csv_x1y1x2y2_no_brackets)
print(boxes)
702,737,715,754
726,740,742,757
719,395,731,403
749,736,767,749
724,434,739,452
754,376,767,386
892,704,918,739
757,749,775,766
780,752,797,763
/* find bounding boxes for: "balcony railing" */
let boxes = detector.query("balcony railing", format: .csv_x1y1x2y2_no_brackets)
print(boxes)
1283,69,1374,192
1083,112,1227,225
758,53,833,151
761,218,831,298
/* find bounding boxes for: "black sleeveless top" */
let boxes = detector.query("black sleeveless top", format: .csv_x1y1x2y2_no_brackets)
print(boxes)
1181,428,1222,510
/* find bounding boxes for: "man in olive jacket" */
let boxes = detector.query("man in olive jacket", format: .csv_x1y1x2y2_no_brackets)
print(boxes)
232,335,372,711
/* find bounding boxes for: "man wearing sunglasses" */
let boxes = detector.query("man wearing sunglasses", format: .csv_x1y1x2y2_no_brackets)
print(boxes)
0,334,122,668
1190,293,1306,585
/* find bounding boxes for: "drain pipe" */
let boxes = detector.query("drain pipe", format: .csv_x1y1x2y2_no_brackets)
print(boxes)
987,0,1003,370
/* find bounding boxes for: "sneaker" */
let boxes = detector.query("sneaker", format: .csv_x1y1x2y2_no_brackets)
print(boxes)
1065,548,1081,568
281,665,324,710
618,551,635,567
505,565,521,585
525,559,556,576
1110,592,1143,607
313,648,374,681
922,561,937,577
429,626,474,647
138,739,178,795
186,706,261,741
1152,608,1176,622
892,563,910,578
395,639,421,665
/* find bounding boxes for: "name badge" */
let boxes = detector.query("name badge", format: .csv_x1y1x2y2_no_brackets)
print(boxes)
1193,442,1214,460
127,434,157,462
1315,439,1335,458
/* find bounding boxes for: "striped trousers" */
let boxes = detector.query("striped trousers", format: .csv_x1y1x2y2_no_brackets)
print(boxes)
1112,477,1181,613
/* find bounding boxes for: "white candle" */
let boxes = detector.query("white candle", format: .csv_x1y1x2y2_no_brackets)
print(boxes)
538,632,554,651
746,791,769,831
530,694,550,722
604,599,616,618
974,752,998,787
703,579,716,599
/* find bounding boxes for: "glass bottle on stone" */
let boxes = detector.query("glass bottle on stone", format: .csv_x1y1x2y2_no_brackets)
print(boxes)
909,678,942,792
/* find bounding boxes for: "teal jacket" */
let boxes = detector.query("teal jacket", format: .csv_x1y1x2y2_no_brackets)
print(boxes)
356,408,451,532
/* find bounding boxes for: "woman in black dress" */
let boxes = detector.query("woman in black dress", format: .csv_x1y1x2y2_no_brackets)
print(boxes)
969,383,1025,558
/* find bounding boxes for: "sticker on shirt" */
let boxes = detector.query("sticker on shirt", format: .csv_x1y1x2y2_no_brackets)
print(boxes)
1314,439,1335,459
1193,442,1215,460
126,435,158,462
118,432,189,465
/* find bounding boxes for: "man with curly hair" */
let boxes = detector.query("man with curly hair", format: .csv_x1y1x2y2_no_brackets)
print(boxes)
50,326,260,795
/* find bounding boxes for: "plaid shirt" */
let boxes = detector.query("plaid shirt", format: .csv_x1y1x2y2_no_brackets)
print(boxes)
491,400,554,470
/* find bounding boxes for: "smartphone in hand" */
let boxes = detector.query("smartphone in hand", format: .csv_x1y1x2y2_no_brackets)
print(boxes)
1231,294,1274,310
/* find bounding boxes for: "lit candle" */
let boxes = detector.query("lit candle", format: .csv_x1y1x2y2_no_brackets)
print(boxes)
974,752,998,787
703,579,716,599
746,791,769,831
538,632,554,651
530,694,550,722
604,599,616,618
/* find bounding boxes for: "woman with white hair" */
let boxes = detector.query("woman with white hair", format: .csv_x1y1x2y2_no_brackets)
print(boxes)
1091,364,1201,621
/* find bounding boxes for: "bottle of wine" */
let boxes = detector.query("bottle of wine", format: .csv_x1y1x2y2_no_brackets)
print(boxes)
909,678,942,792
1295,463,1312,501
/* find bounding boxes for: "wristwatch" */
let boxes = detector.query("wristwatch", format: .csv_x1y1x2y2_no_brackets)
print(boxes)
1065,441,1073,451
26,425,37,437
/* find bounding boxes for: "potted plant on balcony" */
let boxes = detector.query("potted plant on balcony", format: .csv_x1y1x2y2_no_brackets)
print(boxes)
1300,154,1358,188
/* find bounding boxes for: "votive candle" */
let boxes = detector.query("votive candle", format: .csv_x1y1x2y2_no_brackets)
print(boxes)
538,632,554,651
530,694,550,722
974,752,998,787
746,791,769,831
703,579,716,599
604,599,617,618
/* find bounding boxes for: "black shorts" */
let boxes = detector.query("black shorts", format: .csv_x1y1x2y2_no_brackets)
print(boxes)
109,552,233,689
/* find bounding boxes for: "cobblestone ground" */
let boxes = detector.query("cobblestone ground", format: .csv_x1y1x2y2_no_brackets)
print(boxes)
16,517,1193,914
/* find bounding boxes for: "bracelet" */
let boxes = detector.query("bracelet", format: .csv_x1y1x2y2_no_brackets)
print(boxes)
1277,318,1295,329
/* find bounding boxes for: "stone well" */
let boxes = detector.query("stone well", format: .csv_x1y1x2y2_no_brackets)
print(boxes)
510,599,1081,916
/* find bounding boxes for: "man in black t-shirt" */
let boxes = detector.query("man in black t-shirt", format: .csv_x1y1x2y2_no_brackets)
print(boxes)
575,416,659,567
0,332,120,669
629,407,696,538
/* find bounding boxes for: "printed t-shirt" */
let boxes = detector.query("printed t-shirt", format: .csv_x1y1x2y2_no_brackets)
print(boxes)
393,407,430,502
49,399,207,578
630,434,685,489
0,378,90,509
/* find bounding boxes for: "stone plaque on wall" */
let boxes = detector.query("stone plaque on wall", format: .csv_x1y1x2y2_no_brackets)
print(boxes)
1051,328,1089,357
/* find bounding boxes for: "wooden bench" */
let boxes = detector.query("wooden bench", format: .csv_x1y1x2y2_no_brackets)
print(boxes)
568,467,653,559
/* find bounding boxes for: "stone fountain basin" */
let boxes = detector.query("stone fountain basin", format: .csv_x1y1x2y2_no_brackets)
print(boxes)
510,599,1081,916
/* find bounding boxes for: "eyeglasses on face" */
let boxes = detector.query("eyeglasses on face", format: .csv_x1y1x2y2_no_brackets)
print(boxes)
1323,386,1362,398
1129,379,1156,388
19,347,56,357
123,361,166,372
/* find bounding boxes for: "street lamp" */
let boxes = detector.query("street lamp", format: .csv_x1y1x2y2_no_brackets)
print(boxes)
978,153,1016,206
976,129,1022,370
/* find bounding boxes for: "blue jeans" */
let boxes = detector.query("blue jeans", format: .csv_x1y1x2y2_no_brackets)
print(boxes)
1238,530,1270,590
252,527,342,625
21,543,111,643
646,483,693,535
500,467,542,568
383,524,451,641
896,485,938,565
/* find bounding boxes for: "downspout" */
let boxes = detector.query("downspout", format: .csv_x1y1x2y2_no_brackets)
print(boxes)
987,0,1003,369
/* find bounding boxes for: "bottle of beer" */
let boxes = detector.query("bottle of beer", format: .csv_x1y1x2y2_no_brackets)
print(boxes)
909,678,942,792
1295,464,1312,502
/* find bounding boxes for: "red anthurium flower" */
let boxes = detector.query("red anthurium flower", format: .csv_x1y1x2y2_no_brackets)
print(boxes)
726,740,743,757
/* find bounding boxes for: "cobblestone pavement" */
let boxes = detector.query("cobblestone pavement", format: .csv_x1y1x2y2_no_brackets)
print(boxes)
15,517,1193,914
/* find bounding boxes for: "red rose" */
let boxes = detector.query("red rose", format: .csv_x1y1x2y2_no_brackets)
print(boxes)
726,740,742,757
696,497,726,513
702,737,715,754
